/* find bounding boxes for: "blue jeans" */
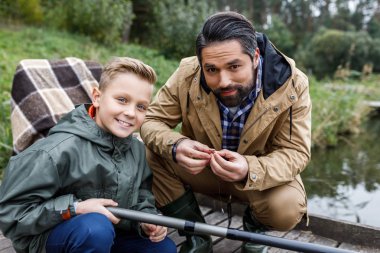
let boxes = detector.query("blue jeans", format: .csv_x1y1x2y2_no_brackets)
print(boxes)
46,213,177,253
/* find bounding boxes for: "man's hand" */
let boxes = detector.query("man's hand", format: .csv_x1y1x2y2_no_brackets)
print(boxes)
75,198,120,224
141,223,168,242
209,149,249,182
175,139,213,175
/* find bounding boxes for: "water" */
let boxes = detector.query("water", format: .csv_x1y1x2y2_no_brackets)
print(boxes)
302,116,380,228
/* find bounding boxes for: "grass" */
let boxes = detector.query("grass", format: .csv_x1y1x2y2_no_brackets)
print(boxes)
1,24,380,175
310,75,380,148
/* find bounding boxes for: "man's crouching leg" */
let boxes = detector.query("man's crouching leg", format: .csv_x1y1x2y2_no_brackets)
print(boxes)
146,147,213,253
243,176,307,253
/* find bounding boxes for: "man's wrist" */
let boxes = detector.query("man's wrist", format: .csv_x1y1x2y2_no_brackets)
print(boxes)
171,138,187,163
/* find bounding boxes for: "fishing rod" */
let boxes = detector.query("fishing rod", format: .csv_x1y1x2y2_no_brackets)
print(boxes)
108,207,355,253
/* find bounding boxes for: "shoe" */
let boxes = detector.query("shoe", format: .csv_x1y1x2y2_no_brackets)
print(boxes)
160,189,213,253
242,207,268,253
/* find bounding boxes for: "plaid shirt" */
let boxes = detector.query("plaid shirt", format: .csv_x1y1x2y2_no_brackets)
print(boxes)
218,56,263,151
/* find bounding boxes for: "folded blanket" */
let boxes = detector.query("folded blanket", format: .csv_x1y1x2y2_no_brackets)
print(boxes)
11,57,102,153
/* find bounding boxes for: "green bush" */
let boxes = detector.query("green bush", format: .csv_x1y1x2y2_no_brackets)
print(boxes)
262,15,295,57
42,0,134,45
147,0,216,59
301,29,376,79
0,0,43,24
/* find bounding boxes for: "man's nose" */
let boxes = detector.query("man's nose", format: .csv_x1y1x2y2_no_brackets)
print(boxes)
219,71,231,88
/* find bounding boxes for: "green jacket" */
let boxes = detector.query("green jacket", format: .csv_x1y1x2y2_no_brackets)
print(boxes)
0,105,158,253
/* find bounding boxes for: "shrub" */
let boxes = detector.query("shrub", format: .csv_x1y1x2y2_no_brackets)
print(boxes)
0,0,43,24
42,0,134,45
301,29,376,79
262,15,295,57
147,0,216,59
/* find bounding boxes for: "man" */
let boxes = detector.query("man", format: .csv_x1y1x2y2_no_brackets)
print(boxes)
141,11,311,253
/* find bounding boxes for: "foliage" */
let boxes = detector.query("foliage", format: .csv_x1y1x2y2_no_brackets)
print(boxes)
310,75,380,148
0,25,179,172
41,0,134,45
0,0,43,24
147,0,216,59
300,29,376,79
262,15,295,56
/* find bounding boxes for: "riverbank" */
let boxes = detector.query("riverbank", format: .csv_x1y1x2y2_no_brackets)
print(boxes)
1,25,380,174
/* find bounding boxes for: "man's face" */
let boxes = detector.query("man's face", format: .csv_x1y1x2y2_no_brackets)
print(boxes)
201,40,259,107
92,72,153,138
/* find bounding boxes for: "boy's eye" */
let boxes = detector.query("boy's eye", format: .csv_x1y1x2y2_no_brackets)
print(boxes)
137,104,147,111
117,97,127,103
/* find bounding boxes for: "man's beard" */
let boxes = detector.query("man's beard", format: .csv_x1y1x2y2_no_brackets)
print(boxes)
212,78,255,107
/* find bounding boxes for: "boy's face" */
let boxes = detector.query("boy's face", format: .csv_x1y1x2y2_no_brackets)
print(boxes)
92,72,153,138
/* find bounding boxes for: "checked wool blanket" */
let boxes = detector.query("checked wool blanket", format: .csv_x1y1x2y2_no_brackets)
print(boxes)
10,57,102,154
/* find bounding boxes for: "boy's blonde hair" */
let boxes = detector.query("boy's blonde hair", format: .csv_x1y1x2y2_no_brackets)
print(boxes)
99,57,157,90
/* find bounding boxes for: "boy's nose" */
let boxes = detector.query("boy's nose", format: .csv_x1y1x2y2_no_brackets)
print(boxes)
123,104,136,117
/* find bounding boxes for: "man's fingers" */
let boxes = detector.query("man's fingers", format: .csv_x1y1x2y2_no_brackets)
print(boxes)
210,154,235,181
187,148,211,160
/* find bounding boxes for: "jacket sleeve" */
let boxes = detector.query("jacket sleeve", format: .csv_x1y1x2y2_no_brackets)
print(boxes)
0,150,76,241
237,73,311,191
140,66,189,160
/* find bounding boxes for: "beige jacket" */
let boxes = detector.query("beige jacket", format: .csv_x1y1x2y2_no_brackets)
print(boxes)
141,36,311,192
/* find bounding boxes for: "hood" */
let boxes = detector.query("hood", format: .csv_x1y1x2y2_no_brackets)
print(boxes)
200,33,292,99
48,104,132,152
256,33,292,99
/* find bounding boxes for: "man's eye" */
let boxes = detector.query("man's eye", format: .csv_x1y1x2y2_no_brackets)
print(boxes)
230,65,240,70
206,68,216,73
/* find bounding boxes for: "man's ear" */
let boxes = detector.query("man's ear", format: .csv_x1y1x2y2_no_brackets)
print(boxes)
253,47,260,69
92,87,101,107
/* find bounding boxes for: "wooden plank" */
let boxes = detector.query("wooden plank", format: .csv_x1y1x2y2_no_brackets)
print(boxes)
0,238,13,251
213,238,242,253
296,213,380,248
339,243,379,253
0,247,16,253
310,234,339,248
364,100,380,108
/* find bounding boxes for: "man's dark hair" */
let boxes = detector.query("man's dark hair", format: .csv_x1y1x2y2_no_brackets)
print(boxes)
196,11,257,63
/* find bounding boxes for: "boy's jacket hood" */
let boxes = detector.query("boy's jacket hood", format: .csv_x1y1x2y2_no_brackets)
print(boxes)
49,104,132,152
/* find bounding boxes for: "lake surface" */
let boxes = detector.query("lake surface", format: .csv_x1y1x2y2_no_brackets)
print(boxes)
303,116,380,228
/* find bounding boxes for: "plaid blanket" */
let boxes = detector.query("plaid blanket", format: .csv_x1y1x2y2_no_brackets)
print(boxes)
11,57,102,154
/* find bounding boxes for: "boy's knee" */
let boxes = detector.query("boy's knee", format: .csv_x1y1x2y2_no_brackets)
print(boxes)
160,237,177,253
73,213,115,250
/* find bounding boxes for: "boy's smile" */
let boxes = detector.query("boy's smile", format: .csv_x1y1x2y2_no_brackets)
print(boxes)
92,72,153,138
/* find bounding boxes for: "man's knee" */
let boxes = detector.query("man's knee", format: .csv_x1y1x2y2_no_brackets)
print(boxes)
252,184,307,231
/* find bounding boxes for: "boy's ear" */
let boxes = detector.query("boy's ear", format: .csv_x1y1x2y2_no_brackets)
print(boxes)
92,87,101,107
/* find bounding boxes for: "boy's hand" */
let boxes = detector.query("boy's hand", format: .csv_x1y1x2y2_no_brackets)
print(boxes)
76,198,120,224
141,223,168,242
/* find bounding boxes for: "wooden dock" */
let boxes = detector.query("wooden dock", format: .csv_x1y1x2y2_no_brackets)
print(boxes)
2,201,379,253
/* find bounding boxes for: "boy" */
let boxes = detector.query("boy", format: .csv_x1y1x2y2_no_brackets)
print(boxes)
0,57,177,253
